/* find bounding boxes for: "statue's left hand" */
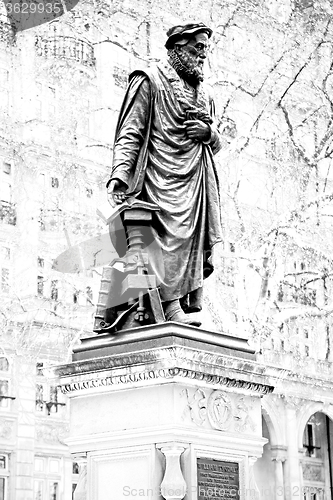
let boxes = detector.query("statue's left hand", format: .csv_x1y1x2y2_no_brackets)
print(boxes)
184,119,211,142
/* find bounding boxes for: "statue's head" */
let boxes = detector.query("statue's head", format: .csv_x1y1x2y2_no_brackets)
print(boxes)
165,23,212,84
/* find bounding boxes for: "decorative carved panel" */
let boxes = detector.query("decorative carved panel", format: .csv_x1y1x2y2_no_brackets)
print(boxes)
35,422,69,444
302,463,323,482
182,388,257,433
0,418,13,439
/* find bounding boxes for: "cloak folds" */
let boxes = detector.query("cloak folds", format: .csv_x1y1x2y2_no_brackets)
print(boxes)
109,62,223,305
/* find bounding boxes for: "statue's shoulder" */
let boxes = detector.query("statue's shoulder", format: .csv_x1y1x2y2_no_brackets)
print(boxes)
129,63,174,94
129,65,161,88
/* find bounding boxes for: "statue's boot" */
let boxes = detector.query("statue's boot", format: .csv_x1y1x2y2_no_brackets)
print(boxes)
164,299,201,327
180,288,203,314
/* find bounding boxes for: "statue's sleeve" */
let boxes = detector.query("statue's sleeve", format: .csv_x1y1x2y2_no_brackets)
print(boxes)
109,76,151,188
207,93,223,155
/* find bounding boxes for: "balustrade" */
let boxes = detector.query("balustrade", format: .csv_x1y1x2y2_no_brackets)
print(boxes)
35,35,95,68
39,208,100,235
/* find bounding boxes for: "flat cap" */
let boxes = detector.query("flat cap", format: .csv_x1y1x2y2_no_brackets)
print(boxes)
165,22,213,49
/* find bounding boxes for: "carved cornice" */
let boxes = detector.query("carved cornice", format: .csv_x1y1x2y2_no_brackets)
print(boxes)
57,326,273,396
56,345,265,379
60,366,273,396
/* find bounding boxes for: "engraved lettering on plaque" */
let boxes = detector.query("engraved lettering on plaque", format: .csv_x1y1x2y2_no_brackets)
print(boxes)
197,457,239,499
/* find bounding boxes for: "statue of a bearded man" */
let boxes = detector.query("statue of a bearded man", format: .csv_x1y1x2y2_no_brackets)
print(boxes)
107,23,223,327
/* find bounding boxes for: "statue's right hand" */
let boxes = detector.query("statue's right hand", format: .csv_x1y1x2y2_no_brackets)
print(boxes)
107,179,127,208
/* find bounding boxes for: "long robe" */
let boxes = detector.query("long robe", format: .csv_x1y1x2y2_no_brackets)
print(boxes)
109,61,223,303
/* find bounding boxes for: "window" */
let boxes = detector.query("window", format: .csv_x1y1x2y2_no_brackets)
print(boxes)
34,457,61,500
48,87,56,117
39,211,45,231
34,479,44,499
50,281,58,301
35,83,43,119
0,454,9,500
37,276,44,296
47,385,63,415
36,362,43,376
0,90,9,112
38,173,46,188
0,163,12,203
0,182,11,204
51,177,59,189
0,73,9,113
0,358,9,372
36,174,46,204
49,386,58,406
86,187,93,198
34,457,44,473
0,69,8,87
49,460,59,474
113,65,128,89
294,0,313,10
303,490,323,500
2,164,10,176
74,185,81,209
35,83,57,120
0,247,10,261
38,257,44,268
35,384,63,415
0,359,10,410
0,380,9,409
303,422,319,457
36,384,44,412
1,269,9,293
49,481,58,500
72,462,79,499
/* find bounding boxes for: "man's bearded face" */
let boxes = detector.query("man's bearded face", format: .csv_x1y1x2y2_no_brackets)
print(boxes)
175,32,209,83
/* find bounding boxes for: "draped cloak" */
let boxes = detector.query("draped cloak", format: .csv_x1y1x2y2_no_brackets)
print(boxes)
109,61,223,304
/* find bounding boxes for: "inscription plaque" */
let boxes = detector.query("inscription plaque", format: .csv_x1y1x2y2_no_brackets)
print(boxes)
197,458,239,499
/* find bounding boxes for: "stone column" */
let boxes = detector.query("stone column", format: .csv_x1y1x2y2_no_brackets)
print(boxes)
73,453,87,500
157,444,187,500
248,456,260,500
284,400,302,500
271,446,287,500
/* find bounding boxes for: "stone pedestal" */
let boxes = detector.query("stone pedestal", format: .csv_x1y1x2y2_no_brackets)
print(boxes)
56,323,274,500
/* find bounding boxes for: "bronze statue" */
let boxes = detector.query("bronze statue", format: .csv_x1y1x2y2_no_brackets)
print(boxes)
106,23,223,328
